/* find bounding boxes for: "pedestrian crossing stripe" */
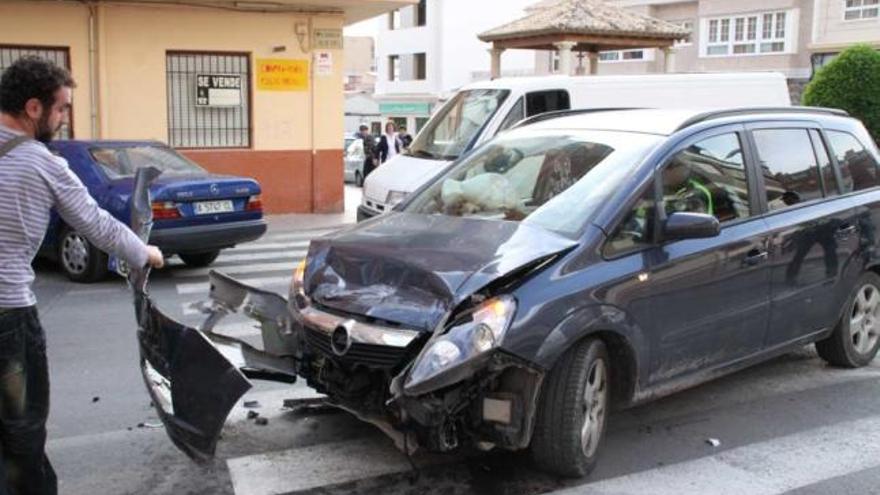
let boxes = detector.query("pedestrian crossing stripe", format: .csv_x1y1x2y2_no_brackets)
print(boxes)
172,260,300,279
213,250,307,264
176,275,292,295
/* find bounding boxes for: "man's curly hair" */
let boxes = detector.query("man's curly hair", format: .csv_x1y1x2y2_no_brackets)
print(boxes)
0,56,76,115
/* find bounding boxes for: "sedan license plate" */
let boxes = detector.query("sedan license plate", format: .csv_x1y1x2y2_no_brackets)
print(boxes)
194,200,234,215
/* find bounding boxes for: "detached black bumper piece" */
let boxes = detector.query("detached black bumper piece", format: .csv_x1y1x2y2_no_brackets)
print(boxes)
149,219,266,253
135,294,252,461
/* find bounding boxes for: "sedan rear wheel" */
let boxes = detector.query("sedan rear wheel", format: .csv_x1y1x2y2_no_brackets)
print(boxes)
58,227,108,283
817,272,880,367
179,250,220,268
531,337,609,478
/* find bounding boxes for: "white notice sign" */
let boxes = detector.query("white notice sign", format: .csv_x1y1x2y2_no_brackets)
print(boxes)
314,51,333,76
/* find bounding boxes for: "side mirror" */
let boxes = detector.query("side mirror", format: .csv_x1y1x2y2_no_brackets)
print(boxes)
663,212,720,241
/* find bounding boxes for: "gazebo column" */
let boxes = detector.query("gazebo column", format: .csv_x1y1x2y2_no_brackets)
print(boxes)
588,51,599,75
663,47,677,73
489,47,505,79
554,41,577,75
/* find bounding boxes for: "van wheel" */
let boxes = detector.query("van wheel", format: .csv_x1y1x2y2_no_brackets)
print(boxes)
817,272,880,367
531,338,609,478
355,171,364,187
58,227,108,283
179,250,220,268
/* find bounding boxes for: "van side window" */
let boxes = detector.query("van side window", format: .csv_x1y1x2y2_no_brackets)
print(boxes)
497,97,525,133
662,133,751,223
809,129,839,196
526,90,570,117
753,129,823,210
826,130,880,192
605,186,655,257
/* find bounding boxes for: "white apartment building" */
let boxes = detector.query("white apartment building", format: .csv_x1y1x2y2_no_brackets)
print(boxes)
374,0,542,133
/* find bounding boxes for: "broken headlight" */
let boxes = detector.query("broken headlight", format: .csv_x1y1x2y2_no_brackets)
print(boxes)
405,296,516,394
290,259,310,309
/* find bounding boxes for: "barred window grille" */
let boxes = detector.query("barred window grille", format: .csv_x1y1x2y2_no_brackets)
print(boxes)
0,45,72,139
166,52,251,148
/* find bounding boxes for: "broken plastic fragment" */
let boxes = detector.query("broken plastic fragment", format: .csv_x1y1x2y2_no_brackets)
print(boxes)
247,410,259,420
706,438,721,447
255,417,268,426
243,400,261,409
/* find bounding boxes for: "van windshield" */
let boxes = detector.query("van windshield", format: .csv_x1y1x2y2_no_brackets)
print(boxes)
408,89,510,161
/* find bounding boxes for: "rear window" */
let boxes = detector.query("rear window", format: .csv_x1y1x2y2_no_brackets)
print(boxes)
752,129,823,210
91,146,206,178
826,131,880,192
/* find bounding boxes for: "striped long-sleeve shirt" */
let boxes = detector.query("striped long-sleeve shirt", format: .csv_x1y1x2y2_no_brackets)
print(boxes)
0,125,148,308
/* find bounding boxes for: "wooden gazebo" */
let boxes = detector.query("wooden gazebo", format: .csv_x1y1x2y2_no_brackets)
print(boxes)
478,0,690,77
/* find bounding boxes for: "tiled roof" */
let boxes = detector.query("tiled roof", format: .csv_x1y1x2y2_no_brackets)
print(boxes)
480,0,690,42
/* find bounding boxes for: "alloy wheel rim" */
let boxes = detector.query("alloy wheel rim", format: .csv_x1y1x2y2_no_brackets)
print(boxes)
850,284,880,355
581,358,608,457
61,232,89,275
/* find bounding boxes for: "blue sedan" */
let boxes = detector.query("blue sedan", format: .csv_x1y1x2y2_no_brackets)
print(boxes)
41,140,267,282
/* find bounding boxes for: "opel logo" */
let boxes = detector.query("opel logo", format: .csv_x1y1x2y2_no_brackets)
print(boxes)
330,320,354,356
210,183,220,195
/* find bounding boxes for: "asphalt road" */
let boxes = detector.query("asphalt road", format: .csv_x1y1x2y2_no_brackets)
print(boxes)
33,205,880,495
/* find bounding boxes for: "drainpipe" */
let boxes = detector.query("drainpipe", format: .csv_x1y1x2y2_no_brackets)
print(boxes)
308,15,316,213
87,2,100,138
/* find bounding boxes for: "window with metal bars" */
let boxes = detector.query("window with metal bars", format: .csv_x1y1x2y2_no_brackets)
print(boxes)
0,45,72,139
166,52,251,149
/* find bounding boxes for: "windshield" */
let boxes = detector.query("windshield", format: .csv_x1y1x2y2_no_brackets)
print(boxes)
408,89,510,161
91,145,207,178
404,130,662,236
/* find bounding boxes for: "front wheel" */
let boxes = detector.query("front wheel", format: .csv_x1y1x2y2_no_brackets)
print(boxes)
179,250,220,268
817,272,880,367
531,338,610,478
58,227,108,283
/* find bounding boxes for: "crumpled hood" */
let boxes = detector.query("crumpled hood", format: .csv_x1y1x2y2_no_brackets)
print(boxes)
305,213,578,330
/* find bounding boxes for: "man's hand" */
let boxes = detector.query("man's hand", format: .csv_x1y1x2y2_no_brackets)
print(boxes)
145,245,164,269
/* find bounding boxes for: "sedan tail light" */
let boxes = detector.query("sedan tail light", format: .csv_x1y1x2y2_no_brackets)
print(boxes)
246,195,263,213
151,201,181,220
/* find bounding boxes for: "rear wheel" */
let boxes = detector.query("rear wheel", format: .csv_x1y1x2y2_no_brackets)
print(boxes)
531,337,609,478
58,227,108,283
179,250,220,268
817,272,880,367
355,171,364,187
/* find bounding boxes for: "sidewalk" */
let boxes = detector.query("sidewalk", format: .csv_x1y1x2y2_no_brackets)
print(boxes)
263,184,361,234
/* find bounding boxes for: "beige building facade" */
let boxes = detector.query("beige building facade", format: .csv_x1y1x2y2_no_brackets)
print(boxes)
533,0,876,102
0,0,414,213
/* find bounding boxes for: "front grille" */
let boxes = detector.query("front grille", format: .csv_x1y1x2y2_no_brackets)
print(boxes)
305,326,410,369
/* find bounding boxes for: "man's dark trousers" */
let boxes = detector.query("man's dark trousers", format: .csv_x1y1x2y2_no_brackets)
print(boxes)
0,307,56,495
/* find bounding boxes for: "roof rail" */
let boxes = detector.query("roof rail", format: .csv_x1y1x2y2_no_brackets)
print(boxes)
512,107,643,129
675,106,849,131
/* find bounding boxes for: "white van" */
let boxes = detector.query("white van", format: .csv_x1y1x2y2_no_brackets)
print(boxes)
358,72,791,221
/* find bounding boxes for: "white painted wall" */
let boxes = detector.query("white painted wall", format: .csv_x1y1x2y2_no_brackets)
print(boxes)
375,0,540,97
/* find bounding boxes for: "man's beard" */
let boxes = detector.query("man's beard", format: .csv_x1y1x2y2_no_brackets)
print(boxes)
34,113,60,144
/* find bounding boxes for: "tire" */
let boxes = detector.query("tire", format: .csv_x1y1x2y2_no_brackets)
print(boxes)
58,227,108,283
816,272,880,367
355,171,364,187
531,338,610,478
179,250,220,268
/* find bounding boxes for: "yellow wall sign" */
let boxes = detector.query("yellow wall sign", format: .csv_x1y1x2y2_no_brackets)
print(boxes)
256,59,309,91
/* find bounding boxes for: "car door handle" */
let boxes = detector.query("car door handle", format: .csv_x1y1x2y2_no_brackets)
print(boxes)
743,249,769,266
835,224,857,239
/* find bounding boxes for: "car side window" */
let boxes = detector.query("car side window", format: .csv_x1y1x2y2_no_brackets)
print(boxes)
662,133,751,223
497,97,525,133
753,129,822,210
809,130,839,197
605,186,655,257
826,130,880,193
525,90,570,117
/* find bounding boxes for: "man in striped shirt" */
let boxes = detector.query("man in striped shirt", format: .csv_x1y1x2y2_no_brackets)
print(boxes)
0,57,164,495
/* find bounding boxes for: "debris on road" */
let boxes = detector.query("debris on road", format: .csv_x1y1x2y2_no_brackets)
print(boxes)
91,396,100,403
706,438,721,447
137,422,163,429
244,400,261,409
255,417,269,426
247,410,259,420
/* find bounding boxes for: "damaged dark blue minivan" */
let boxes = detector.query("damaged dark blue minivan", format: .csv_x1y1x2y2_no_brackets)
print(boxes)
131,108,880,477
